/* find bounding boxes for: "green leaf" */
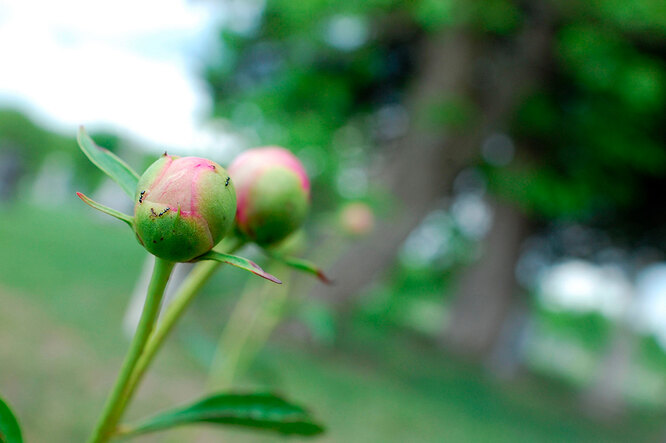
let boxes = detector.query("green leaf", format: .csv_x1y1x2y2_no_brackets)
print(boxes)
77,126,140,198
118,393,324,437
0,396,23,443
198,251,282,284
266,252,332,284
76,192,134,228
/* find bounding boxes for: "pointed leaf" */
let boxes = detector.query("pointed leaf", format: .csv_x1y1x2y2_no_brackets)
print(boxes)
199,251,282,284
76,192,134,228
0,396,23,443
119,393,324,438
77,126,140,198
267,252,332,284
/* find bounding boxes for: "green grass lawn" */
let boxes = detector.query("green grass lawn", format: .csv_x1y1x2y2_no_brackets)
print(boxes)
1,203,664,442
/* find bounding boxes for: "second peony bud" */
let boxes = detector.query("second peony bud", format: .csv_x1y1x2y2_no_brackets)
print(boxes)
229,147,310,246
134,155,236,262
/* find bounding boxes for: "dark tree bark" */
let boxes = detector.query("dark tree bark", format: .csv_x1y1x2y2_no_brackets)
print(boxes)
0,148,24,202
442,198,532,358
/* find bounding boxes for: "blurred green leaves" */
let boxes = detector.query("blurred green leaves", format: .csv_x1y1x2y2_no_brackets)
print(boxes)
482,3,666,225
411,0,521,33
0,395,23,443
557,24,666,111
572,0,666,36
421,95,478,133
76,127,140,198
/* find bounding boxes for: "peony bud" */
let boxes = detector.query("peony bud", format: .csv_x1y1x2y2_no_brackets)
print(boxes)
229,147,310,246
339,202,375,236
134,155,236,262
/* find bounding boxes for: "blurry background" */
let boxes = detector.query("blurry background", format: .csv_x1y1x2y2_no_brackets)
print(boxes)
1,0,666,441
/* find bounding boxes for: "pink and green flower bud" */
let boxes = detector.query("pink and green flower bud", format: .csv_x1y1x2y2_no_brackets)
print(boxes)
339,202,375,236
133,155,236,262
229,147,310,246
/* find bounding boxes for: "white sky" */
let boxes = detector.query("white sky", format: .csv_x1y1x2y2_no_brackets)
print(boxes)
0,0,226,152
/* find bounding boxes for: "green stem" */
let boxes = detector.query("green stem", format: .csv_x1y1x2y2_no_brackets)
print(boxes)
110,237,245,433
207,262,289,390
87,257,175,443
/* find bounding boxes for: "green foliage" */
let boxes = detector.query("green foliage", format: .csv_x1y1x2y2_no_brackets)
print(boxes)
564,0,666,36
421,95,479,133
358,265,452,337
76,127,140,198
0,203,145,349
637,335,666,372
411,0,522,33
557,24,666,111
120,393,324,437
0,109,131,193
199,250,282,284
0,396,23,443
264,252,332,283
532,302,612,351
0,109,73,163
76,192,134,228
485,4,666,228
411,0,459,31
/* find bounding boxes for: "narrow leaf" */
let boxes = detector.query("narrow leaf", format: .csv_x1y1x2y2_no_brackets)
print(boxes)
267,252,332,284
119,393,324,438
0,396,23,443
77,126,140,198
199,251,282,284
76,192,134,228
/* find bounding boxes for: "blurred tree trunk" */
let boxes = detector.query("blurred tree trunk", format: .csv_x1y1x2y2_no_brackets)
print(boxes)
311,7,552,314
442,198,532,359
0,148,24,202
311,29,479,308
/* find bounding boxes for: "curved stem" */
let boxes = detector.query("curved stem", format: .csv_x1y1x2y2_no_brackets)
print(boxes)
111,238,245,432
207,262,289,390
87,257,175,443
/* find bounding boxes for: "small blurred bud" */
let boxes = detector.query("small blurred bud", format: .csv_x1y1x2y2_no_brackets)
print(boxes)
134,155,236,262
339,202,374,236
229,147,310,246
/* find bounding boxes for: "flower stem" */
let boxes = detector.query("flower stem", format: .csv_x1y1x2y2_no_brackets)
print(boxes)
110,237,245,433
87,257,175,443
207,262,289,390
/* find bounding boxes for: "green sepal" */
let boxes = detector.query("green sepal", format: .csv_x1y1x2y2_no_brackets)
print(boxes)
197,251,282,284
77,126,140,198
76,192,134,228
265,251,332,284
116,393,324,438
0,395,23,443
